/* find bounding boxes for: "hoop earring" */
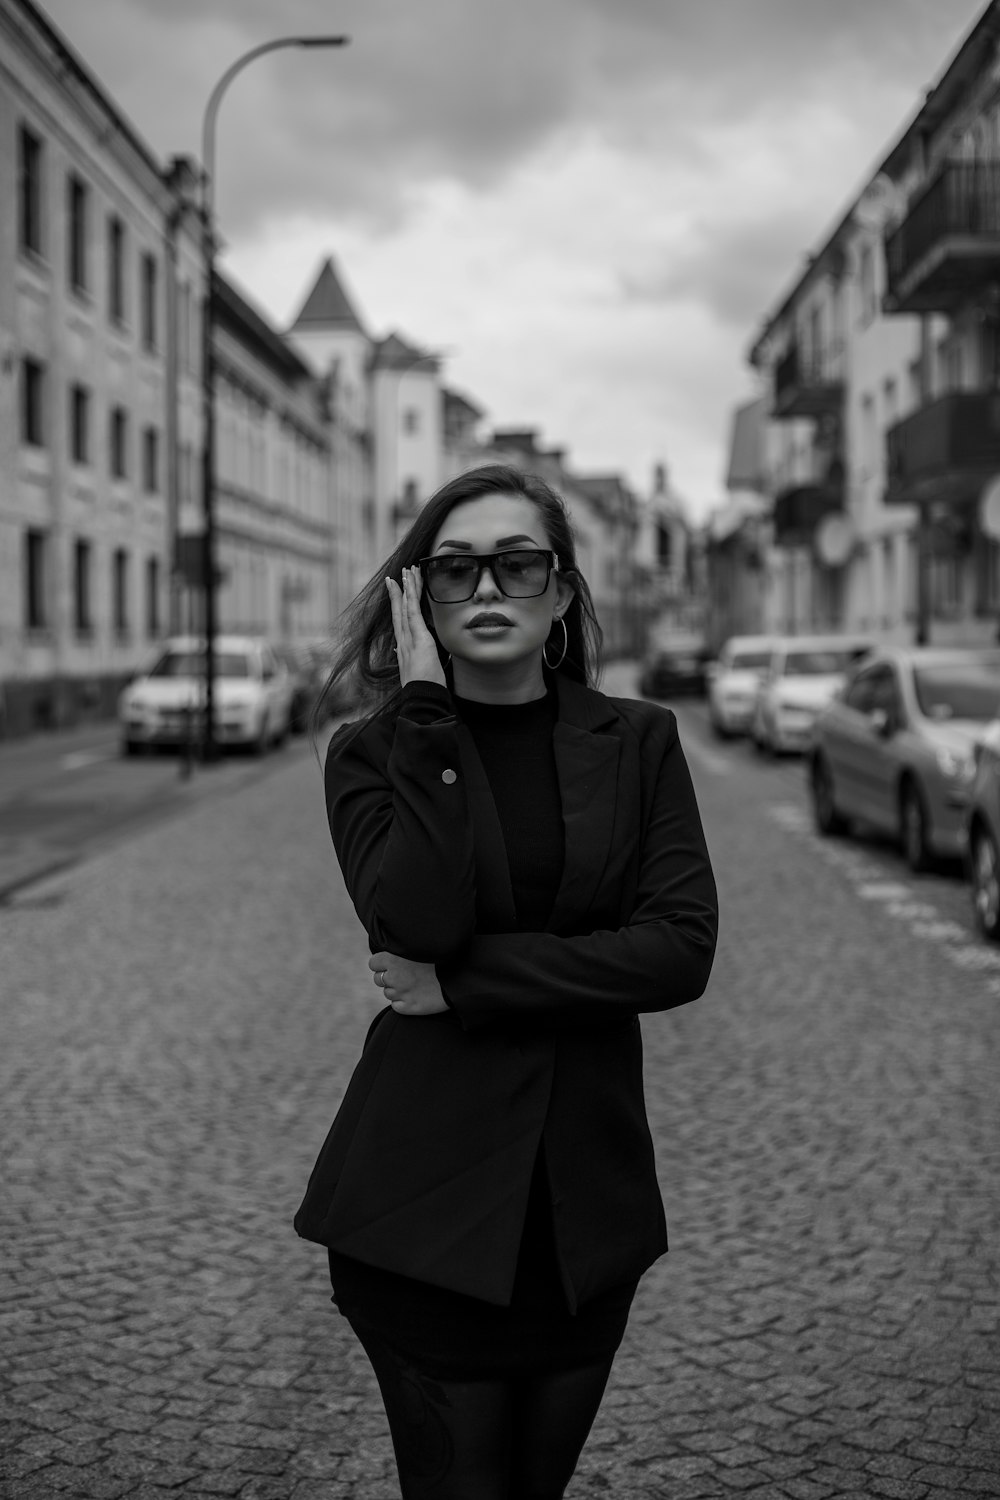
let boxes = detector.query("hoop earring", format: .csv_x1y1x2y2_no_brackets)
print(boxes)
542,615,568,671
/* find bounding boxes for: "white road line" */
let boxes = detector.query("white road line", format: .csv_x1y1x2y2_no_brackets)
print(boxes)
60,750,116,771
768,801,1000,996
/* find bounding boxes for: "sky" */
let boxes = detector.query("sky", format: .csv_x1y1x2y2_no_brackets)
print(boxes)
40,0,987,518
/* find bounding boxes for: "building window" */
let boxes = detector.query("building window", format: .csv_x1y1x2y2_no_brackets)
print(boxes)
142,426,159,494
146,555,160,637
74,539,92,634
24,528,48,629
402,406,420,434
108,215,127,325
70,384,91,464
18,124,44,257
140,252,158,349
67,173,89,294
112,548,129,634
21,358,45,447
110,406,129,479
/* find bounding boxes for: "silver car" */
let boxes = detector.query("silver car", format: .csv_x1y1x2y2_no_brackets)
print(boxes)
967,719,1000,941
809,646,1000,872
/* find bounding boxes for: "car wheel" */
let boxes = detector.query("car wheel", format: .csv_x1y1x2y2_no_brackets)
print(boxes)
899,779,932,873
971,824,1000,941
709,708,728,740
120,738,141,758
811,755,848,836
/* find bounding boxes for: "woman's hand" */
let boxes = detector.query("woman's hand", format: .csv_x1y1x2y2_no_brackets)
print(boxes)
386,567,447,688
369,952,451,1015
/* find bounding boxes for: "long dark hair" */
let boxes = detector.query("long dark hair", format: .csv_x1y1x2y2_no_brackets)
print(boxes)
312,464,603,735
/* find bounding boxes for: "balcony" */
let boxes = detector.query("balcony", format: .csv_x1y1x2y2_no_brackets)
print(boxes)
772,481,843,546
772,343,844,420
885,389,1000,506
884,162,1000,314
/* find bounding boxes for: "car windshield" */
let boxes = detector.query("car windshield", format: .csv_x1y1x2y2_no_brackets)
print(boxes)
913,664,1000,722
730,651,771,671
783,649,853,676
148,651,251,680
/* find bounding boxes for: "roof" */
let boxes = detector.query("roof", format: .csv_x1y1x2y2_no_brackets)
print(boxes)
289,257,367,335
442,387,485,419
10,0,170,188
371,332,439,371
214,272,312,380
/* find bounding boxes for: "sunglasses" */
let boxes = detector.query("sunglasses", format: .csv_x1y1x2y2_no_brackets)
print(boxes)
418,549,560,603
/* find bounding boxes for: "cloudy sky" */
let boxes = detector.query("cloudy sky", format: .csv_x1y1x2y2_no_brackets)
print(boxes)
42,0,985,516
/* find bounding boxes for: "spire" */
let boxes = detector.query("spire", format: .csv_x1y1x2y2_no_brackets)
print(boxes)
288,256,366,335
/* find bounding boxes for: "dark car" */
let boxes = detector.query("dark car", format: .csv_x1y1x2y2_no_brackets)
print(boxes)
274,643,328,733
638,637,708,699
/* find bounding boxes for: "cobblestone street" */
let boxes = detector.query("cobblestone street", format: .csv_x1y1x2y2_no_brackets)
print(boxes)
2,670,998,1499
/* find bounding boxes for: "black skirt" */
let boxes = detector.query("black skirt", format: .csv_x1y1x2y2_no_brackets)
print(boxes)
328,1149,637,1379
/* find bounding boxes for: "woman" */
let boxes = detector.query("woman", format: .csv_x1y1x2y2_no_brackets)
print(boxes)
295,464,718,1499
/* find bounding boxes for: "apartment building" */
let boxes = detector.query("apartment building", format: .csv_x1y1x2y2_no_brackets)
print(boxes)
743,0,1000,648
195,273,332,644
0,0,203,734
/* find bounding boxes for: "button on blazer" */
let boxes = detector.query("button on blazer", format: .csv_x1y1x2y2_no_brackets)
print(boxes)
294,674,718,1311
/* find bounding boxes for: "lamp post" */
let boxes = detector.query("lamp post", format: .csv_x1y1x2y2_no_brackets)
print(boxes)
199,35,349,760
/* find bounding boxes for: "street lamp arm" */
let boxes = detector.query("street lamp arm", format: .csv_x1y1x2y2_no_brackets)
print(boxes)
201,35,349,208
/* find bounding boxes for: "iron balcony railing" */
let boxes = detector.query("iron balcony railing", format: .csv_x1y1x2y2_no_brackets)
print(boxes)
884,162,1000,313
885,389,1000,502
773,343,843,420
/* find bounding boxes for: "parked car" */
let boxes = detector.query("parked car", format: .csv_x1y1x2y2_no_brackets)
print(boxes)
808,646,1000,873
706,635,774,737
118,635,294,755
966,717,1000,940
274,642,328,734
751,635,873,755
638,635,708,699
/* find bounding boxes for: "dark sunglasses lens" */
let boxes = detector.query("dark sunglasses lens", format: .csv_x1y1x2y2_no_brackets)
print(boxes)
495,552,550,596
424,557,479,600
423,552,551,601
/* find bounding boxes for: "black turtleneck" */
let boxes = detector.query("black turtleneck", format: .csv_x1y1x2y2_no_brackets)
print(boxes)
453,689,564,931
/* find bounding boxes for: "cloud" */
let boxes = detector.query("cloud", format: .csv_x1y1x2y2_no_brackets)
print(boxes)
41,0,985,240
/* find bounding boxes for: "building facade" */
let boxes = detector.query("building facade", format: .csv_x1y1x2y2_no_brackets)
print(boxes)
740,0,1000,651
187,274,333,645
0,0,204,734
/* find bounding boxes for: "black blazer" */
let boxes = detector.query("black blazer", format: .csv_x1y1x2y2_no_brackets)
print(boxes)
294,674,718,1312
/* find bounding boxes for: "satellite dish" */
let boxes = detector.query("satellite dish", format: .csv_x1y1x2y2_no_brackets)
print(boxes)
855,173,906,232
980,475,1000,539
815,512,855,568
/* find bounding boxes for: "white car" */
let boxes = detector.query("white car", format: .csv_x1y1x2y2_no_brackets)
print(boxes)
707,635,774,737
118,635,293,756
752,635,873,755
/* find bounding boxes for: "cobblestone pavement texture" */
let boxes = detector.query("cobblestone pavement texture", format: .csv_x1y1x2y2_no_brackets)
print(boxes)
2,662,998,1498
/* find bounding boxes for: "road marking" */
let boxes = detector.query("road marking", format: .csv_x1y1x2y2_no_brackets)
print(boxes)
60,749,116,771
768,801,1000,997
856,882,913,901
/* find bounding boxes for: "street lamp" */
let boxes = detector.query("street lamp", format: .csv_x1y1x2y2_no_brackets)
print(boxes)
199,35,349,760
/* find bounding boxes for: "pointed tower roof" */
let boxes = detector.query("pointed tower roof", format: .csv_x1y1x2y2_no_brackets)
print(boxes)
289,257,366,335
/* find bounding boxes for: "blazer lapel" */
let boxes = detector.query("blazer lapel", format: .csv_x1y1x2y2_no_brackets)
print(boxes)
547,678,622,931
